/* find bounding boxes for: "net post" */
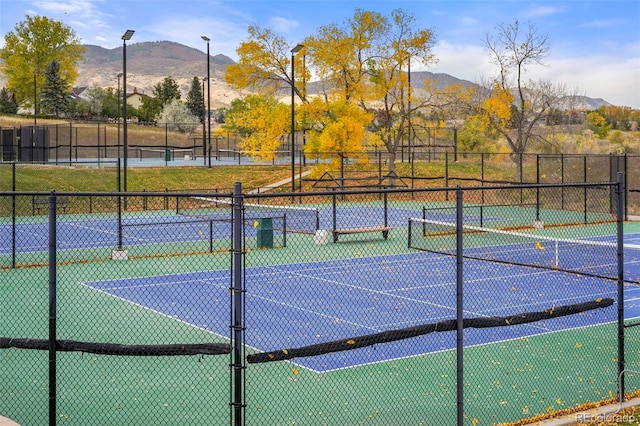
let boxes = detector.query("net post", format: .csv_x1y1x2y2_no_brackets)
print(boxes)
209,219,214,253
383,191,388,227
455,187,464,426
617,172,626,399
283,214,287,247
332,190,337,241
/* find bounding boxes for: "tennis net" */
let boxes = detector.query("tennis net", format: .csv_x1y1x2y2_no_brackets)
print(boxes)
137,147,195,160
408,217,640,282
177,196,320,234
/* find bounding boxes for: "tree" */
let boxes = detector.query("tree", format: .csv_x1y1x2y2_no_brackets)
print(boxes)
480,19,570,180
84,86,106,117
0,87,18,114
224,94,289,161
225,9,438,173
40,59,71,117
155,99,200,133
139,76,181,122
185,77,205,120
303,98,374,178
138,96,161,123
586,110,612,138
225,26,295,96
154,76,181,105
0,15,84,108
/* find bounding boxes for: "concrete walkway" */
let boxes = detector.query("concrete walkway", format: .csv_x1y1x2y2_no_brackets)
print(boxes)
528,397,640,425
0,416,19,426
248,170,312,194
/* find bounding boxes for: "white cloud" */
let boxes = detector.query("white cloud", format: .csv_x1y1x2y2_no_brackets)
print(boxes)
417,40,640,108
579,19,624,29
524,5,564,18
269,17,299,34
424,40,494,83
538,54,640,107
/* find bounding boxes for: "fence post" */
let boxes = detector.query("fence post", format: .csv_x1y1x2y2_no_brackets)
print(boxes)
617,172,626,398
456,187,464,426
535,154,540,222
11,163,16,268
232,182,246,425
453,127,458,162
48,192,58,425
583,156,588,223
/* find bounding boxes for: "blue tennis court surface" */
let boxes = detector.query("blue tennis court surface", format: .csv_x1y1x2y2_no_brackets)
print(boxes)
1,217,238,254
0,205,501,254
82,249,633,372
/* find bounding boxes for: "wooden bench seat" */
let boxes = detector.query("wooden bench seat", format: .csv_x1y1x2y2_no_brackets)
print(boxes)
33,196,68,215
332,226,393,242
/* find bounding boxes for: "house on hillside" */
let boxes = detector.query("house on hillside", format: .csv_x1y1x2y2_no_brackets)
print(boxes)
124,87,148,109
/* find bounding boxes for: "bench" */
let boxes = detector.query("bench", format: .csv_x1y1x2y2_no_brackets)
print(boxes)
332,226,393,243
33,196,68,215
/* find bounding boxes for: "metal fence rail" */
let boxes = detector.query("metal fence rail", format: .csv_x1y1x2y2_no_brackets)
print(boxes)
0,181,638,425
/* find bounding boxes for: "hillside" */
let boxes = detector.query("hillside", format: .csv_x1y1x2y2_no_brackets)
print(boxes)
77,41,241,108
71,40,610,110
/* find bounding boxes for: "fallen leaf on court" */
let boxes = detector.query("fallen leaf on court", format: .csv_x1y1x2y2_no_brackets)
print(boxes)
472,418,478,426
292,368,299,376
346,339,356,345
282,349,288,355
575,343,582,348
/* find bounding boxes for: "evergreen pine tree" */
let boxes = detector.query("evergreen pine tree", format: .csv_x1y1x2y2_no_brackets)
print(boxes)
40,60,71,117
0,87,18,114
185,76,205,121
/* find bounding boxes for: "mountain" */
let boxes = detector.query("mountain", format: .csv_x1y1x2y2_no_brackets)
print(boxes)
76,40,610,110
77,41,241,108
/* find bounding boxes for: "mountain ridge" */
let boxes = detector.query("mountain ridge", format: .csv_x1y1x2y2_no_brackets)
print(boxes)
75,40,610,110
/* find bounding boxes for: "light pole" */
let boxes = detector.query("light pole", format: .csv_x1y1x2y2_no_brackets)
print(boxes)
201,35,211,167
33,68,38,154
121,29,134,199
202,77,206,163
117,72,123,159
290,44,304,193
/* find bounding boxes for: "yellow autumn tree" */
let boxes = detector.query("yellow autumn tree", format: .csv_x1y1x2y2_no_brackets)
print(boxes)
224,95,289,161
482,84,513,133
0,15,85,108
224,26,297,97
304,99,373,159
302,98,373,180
224,8,438,173
305,8,438,174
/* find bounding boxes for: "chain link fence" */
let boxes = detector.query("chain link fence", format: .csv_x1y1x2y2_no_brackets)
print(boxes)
2,179,639,425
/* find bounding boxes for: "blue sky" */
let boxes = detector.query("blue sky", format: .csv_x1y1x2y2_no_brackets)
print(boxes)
1,0,639,108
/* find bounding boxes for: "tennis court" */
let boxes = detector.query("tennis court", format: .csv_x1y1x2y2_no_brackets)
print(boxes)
81,233,639,373
3,183,640,425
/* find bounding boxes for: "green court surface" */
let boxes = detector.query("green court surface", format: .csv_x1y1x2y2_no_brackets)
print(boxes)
1,209,638,424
